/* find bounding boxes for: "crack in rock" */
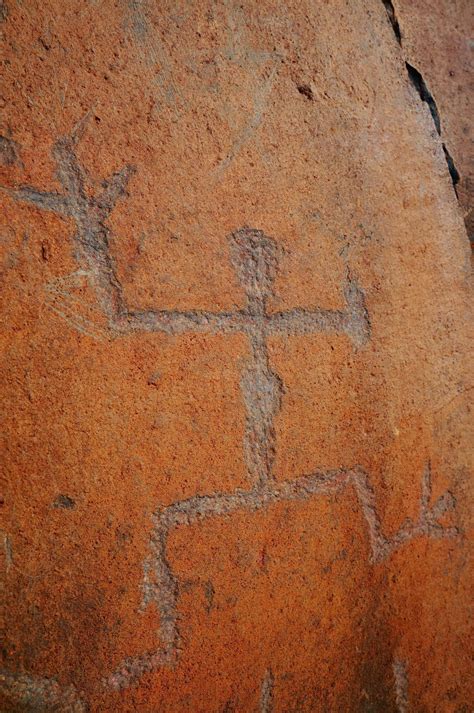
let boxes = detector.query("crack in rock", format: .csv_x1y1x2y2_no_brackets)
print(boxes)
380,0,461,196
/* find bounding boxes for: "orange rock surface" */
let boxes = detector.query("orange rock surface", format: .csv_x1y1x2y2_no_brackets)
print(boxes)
1,1,472,711
393,0,474,245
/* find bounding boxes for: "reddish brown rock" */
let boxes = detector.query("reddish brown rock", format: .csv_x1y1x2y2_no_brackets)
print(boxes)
1,1,472,711
387,0,474,244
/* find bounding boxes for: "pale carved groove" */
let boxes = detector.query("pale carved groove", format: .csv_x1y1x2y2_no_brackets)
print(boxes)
0,669,88,712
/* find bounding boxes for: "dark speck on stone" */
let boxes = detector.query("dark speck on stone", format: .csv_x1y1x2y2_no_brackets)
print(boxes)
147,371,161,385
296,83,314,100
53,494,76,509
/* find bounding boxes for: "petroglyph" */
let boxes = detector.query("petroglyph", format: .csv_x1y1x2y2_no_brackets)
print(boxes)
260,669,274,713
0,669,88,712
4,130,458,691
108,464,456,688
392,658,409,713
352,463,457,562
214,1,282,176
4,130,135,324
123,0,187,117
215,63,279,177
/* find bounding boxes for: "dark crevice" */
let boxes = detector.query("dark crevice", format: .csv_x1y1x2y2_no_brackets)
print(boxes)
442,145,460,192
382,0,402,44
380,1,463,199
406,62,441,134
406,62,460,195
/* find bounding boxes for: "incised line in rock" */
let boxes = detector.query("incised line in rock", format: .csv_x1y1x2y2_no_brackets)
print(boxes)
109,462,457,689
392,658,409,713
214,1,282,177
4,131,458,692
260,668,274,713
0,669,88,713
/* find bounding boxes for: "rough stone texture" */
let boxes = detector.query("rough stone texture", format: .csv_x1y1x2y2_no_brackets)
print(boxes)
0,1,472,712
389,0,474,245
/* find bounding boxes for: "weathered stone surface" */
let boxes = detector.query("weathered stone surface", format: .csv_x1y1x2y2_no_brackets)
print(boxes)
388,0,474,244
1,1,472,711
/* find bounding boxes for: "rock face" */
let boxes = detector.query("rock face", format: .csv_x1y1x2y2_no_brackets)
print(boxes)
1,1,472,711
392,0,474,246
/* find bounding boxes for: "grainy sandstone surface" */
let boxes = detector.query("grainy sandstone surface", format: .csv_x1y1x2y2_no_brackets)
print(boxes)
393,0,474,245
0,1,472,711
